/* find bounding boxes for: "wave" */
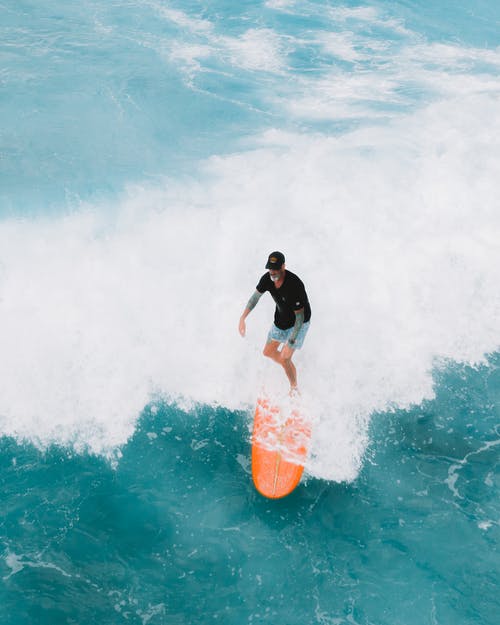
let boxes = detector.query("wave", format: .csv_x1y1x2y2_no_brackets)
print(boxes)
1,88,499,481
2,2,500,480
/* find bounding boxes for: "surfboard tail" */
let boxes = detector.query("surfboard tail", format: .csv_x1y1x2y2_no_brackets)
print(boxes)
251,395,312,499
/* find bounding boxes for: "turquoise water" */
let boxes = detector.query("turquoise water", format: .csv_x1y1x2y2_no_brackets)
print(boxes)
2,361,499,624
1,1,500,623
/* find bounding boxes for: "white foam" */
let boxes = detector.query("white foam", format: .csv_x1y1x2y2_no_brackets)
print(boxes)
1,89,500,480
316,32,372,63
149,4,286,75
168,42,211,74
2,551,72,580
328,7,380,22
149,2,500,126
265,0,295,9
286,38,500,121
2,5,500,481
218,28,285,73
148,3,213,35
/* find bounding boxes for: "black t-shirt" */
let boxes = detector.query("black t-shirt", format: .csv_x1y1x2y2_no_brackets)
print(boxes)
256,270,311,330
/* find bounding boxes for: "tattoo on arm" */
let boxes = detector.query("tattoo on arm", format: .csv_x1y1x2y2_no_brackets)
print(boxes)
246,290,262,312
289,309,304,343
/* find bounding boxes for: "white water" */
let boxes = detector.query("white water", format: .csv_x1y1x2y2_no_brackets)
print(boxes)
1,91,499,481
2,2,500,480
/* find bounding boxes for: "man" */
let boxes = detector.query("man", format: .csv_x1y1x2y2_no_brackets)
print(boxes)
239,251,311,393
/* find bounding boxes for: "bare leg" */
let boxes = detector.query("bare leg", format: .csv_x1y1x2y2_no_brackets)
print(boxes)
263,341,298,389
280,344,297,390
263,340,282,364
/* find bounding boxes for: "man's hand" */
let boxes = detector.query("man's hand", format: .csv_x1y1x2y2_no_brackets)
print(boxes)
239,292,261,339
238,317,246,337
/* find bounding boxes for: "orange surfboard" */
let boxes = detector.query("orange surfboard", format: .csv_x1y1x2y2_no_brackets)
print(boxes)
252,396,312,499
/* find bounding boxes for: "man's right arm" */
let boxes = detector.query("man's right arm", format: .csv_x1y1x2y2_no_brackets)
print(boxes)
239,290,263,337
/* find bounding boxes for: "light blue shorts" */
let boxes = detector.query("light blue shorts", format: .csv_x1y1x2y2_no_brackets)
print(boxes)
266,322,310,350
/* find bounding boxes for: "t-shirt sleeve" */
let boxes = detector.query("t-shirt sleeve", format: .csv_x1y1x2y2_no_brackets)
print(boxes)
292,280,307,311
256,274,269,294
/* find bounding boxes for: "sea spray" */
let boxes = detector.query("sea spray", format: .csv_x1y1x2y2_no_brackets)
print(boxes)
1,93,499,480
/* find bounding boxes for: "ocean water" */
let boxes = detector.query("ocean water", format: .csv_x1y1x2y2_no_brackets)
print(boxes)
1,1,500,623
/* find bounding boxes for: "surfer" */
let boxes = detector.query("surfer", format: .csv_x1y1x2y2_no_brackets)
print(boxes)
239,251,311,393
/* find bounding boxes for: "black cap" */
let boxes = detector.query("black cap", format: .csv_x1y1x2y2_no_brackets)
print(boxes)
265,251,285,270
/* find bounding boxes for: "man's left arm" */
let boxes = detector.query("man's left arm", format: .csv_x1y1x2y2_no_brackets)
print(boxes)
288,308,304,347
